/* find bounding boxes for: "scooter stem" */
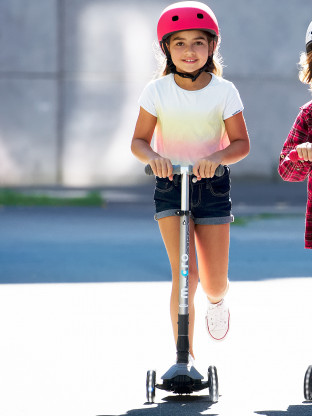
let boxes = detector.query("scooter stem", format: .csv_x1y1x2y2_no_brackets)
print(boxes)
177,166,192,364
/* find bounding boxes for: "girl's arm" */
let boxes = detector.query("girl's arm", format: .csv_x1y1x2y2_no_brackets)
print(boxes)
193,111,250,179
131,107,173,179
278,109,312,182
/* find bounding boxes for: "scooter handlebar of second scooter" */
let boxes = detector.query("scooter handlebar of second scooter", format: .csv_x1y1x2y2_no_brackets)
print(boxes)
144,164,225,177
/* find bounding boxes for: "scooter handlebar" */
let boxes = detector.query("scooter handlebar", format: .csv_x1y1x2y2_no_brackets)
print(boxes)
144,164,225,177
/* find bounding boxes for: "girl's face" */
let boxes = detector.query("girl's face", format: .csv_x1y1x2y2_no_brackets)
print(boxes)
168,30,214,75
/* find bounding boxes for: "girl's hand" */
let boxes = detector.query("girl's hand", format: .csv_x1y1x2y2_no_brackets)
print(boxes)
296,143,312,162
148,157,173,180
193,155,222,180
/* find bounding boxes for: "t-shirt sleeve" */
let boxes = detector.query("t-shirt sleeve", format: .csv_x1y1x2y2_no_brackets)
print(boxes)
223,83,244,120
138,82,157,117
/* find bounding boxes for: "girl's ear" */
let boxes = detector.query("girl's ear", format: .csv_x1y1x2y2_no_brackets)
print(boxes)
209,39,217,55
161,38,170,55
166,39,171,54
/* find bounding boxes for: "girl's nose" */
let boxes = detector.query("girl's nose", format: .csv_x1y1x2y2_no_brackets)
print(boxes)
185,45,195,54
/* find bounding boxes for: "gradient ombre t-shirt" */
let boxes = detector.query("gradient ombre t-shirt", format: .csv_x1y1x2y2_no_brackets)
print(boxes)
138,73,244,165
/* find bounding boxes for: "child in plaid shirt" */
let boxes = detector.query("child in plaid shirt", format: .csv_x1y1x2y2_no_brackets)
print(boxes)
278,21,312,249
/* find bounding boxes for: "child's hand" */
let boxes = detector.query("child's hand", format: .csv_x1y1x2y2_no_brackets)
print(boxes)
193,156,222,180
296,143,312,162
148,157,173,180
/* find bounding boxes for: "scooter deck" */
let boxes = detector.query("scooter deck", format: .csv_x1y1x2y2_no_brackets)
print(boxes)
156,363,208,394
156,378,209,394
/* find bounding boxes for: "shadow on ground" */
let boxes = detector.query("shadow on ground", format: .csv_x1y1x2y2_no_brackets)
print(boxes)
98,395,218,416
255,403,312,416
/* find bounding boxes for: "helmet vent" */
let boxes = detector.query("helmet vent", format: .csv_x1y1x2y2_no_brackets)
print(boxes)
197,13,204,19
172,15,179,21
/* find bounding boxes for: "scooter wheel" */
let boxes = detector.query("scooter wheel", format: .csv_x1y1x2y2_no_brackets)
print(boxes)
304,365,312,400
146,370,156,403
208,365,219,403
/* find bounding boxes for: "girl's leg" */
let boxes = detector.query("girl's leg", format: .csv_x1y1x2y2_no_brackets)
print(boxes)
195,223,230,303
195,223,230,340
158,216,198,358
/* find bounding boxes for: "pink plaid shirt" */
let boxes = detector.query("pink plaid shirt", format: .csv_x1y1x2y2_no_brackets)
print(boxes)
278,100,312,249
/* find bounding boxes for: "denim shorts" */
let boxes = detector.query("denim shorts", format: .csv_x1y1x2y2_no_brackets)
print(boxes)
154,166,234,224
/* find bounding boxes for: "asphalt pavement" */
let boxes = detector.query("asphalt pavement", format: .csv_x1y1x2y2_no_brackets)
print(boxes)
0,179,311,416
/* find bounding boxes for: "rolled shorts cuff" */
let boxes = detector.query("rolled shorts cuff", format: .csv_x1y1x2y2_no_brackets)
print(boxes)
154,209,184,221
154,210,234,225
194,215,234,225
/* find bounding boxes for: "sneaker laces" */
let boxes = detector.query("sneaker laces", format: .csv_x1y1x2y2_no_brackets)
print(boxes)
207,300,228,330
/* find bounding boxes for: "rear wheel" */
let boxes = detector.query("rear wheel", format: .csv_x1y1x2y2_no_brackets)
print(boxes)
146,370,156,403
208,366,219,403
304,365,312,400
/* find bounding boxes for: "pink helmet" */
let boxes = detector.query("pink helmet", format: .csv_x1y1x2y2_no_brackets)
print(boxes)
157,1,219,46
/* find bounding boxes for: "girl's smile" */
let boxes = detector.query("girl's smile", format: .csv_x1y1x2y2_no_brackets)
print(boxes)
183,59,198,64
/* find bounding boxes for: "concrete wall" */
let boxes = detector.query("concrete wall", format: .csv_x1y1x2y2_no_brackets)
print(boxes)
0,0,311,186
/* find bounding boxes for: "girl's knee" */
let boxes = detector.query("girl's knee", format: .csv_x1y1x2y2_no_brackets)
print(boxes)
201,278,229,301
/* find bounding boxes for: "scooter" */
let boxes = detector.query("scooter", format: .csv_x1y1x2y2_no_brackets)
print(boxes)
304,366,312,400
145,164,224,403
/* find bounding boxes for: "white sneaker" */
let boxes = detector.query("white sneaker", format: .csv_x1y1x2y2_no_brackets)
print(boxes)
205,299,230,341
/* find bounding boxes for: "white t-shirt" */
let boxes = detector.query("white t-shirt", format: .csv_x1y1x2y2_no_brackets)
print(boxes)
138,73,244,165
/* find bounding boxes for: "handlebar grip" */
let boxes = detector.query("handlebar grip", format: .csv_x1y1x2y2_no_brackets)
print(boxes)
215,164,225,177
289,150,299,162
289,149,304,162
145,164,181,176
144,164,154,176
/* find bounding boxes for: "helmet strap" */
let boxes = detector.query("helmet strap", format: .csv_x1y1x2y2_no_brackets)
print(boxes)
161,41,213,83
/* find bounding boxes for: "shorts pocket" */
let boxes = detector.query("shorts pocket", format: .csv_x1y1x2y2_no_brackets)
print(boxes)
155,177,174,193
208,171,230,197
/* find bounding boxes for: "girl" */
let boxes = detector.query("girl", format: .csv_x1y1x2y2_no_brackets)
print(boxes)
278,21,312,249
131,1,250,359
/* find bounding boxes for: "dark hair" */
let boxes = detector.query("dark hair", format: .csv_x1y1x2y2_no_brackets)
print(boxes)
299,50,312,91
